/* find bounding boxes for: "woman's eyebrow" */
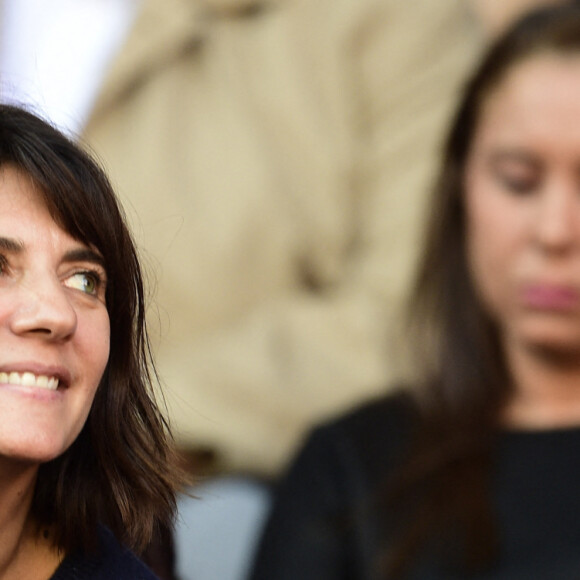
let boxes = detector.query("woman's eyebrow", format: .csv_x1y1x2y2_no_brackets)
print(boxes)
0,237,106,269
0,236,24,253
62,248,106,270
488,149,539,165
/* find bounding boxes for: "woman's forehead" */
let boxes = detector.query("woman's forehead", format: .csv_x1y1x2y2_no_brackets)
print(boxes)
483,51,580,109
474,53,580,148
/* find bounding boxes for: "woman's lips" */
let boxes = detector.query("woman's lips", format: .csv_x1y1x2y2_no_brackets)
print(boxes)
522,285,580,310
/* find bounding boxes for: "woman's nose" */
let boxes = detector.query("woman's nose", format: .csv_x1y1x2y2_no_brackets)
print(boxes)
10,277,78,340
534,183,580,253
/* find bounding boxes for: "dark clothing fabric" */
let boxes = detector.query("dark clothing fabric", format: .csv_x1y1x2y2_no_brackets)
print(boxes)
141,522,177,580
249,392,580,579
50,526,159,580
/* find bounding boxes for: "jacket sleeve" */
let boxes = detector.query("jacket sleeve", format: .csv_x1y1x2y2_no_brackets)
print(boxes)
162,0,483,475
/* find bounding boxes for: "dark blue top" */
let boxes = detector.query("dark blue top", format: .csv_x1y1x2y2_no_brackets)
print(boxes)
50,526,158,580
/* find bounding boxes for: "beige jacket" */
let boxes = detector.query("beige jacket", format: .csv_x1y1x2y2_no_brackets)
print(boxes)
84,0,482,475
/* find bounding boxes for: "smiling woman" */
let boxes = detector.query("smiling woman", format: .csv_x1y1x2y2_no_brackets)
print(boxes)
0,105,183,579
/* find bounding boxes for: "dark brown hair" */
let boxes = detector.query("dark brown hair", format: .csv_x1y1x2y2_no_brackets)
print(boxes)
0,104,183,555
386,3,580,576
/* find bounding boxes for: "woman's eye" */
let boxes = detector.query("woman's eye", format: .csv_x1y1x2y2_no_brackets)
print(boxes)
64,271,100,295
491,158,540,195
498,172,538,194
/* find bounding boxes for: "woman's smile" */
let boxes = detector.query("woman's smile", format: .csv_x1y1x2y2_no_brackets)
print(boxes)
0,365,70,393
0,371,60,390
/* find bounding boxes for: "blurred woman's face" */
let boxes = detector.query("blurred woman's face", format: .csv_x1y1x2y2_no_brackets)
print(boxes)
465,53,580,358
0,166,110,464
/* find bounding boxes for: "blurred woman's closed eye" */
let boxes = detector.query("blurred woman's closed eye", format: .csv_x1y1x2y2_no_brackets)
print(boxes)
487,151,542,195
496,169,540,194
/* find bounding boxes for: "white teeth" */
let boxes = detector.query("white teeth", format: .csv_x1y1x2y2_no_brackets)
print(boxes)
0,372,59,390
21,372,36,386
37,375,49,388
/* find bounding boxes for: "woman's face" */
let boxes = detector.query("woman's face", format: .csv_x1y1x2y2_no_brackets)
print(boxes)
465,53,580,357
0,166,110,464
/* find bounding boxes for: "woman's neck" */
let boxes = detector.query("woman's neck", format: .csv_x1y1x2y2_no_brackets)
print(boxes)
502,342,580,429
0,460,61,579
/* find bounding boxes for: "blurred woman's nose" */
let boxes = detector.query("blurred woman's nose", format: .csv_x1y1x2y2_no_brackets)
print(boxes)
534,179,580,253
10,275,78,340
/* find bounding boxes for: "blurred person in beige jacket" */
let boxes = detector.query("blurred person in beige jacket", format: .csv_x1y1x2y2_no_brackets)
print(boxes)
2,0,559,479
75,0,482,477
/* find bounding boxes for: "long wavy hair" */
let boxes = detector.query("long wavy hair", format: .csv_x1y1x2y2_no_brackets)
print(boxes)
386,4,580,577
0,104,183,555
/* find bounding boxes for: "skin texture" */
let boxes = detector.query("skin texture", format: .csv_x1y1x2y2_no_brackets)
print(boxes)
465,53,580,426
0,166,110,578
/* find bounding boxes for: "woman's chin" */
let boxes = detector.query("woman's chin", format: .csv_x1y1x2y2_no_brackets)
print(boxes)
0,438,70,466
520,333,580,365
506,318,580,359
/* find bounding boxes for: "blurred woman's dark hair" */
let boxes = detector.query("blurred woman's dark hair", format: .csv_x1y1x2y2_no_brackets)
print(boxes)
0,104,183,556
386,3,580,577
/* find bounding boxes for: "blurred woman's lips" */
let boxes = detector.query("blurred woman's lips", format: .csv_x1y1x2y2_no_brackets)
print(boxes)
521,284,580,310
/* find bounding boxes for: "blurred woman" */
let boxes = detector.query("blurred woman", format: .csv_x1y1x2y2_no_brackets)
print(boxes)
249,4,580,579
0,105,182,579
